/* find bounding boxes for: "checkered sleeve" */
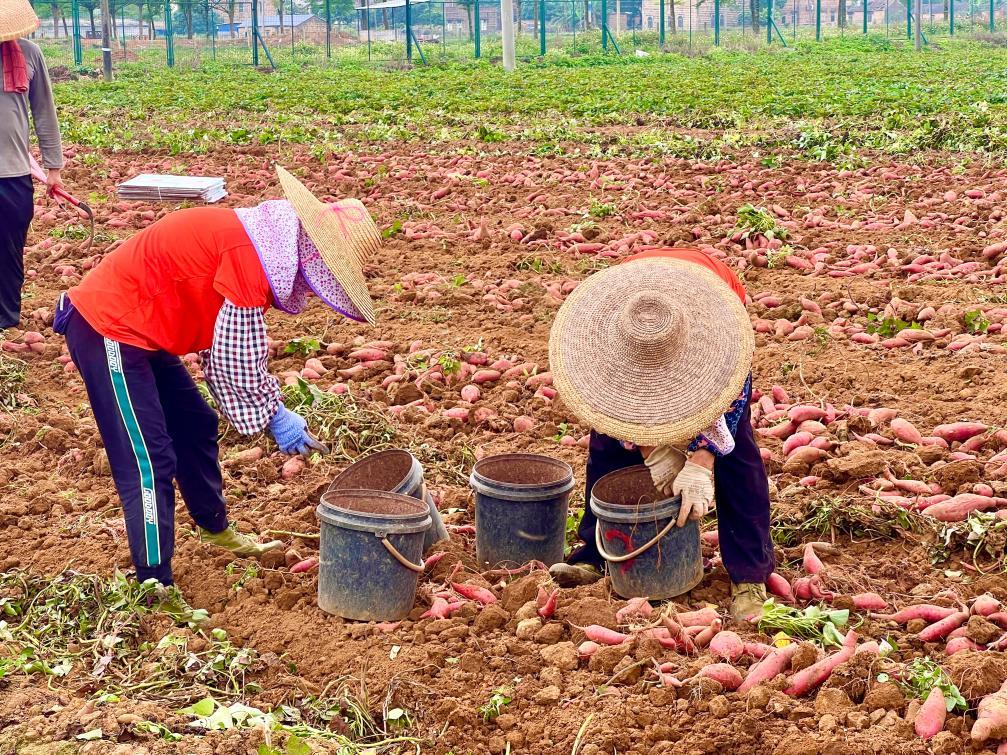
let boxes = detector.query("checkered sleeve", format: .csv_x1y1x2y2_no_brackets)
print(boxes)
687,374,753,458
200,301,283,436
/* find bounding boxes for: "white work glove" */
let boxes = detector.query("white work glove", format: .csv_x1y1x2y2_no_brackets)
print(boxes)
644,445,686,497
671,461,716,527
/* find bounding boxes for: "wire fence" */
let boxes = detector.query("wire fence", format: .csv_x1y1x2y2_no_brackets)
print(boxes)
28,0,1007,71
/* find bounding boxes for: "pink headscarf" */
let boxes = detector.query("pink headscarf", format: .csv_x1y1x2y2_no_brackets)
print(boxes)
235,200,365,322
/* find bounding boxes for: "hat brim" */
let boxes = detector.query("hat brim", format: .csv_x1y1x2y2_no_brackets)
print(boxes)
0,0,40,42
275,165,379,324
549,258,754,447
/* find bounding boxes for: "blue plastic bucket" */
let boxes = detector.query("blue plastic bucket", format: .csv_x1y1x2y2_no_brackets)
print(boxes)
470,454,574,568
590,465,702,600
328,449,448,551
316,490,431,621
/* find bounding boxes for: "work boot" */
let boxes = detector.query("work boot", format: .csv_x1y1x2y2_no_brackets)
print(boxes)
731,582,768,624
198,524,283,558
549,562,603,588
152,584,209,626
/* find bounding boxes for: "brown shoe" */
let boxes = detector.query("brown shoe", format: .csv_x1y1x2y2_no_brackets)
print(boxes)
731,582,768,624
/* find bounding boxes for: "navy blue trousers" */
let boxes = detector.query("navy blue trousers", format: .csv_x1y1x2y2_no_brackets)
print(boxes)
61,304,228,585
0,176,34,329
569,402,775,585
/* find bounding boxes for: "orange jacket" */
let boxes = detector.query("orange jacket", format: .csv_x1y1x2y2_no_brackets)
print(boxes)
69,207,272,355
623,248,747,303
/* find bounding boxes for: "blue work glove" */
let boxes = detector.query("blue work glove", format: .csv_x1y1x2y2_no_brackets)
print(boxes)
268,406,329,456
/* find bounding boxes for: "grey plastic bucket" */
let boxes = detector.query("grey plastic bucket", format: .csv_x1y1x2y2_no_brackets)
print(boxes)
470,453,574,568
316,490,431,621
328,449,448,551
590,465,702,600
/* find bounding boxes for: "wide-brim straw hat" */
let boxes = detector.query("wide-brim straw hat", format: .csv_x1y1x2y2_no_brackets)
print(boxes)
276,165,381,324
0,0,39,42
549,257,754,447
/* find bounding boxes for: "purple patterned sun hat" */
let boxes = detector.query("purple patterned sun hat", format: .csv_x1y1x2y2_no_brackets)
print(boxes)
235,199,366,321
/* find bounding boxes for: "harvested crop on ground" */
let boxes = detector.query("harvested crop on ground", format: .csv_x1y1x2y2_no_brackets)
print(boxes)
6,35,1007,755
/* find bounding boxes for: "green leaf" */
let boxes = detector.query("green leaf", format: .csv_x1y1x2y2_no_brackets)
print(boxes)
76,729,103,741
180,697,216,718
258,746,282,755
285,735,311,755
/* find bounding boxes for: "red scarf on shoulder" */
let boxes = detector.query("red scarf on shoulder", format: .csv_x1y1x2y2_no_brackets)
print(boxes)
2,41,29,94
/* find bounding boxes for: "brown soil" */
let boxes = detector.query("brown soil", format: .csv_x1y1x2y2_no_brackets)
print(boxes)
3,141,1007,752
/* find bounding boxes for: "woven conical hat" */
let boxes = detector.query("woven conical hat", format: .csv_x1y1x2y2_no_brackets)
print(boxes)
276,165,380,324
549,257,754,447
0,0,39,42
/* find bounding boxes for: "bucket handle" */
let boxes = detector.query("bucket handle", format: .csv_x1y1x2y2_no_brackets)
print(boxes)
595,519,677,563
379,535,425,573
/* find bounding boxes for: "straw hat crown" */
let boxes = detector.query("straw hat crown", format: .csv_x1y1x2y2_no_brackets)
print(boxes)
549,257,754,447
276,165,381,324
0,0,40,42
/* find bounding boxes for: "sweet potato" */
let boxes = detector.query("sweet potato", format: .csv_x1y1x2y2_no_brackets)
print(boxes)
803,543,825,574
871,605,958,624
945,637,979,655
891,417,924,445
851,592,888,611
923,493,997,521
710,630,745,662
971,680,1007,743
788,405,827,424
916,611,969,642
581,625,628,646
452,582,497,605
615,597,653,624
693,619,722,649
767,572,796,603
915,686,947,740
660,614,697,654
290,557,318,574
695,663,744,691
972,594,1001,617
537,588,559,619
674,606,720,627
784,630,857,696
782,431,815,457
738,642,801,694
578,641,600,658
744,642,774,659
932,422,988,443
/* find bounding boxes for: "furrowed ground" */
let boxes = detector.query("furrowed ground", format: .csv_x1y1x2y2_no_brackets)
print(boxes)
4,36,1007,754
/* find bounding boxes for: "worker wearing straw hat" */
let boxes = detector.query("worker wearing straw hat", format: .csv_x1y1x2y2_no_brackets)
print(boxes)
52,166,380,621
0,0,64,329
548,248,775,623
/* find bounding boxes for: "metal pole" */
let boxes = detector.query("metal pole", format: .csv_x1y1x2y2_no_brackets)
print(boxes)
767,0,772,41
119,1,125,48
325,0,331,58
915,0,922,43
864,0,868,31
100,0,113,78
539,0,546,53
501,0,516,68
601,0,607,47
659,0,665,43
251,0,259,66
71,0,83,65
714,0,720,42
816,0,821,39
405,0,412,61
990,0,994,31
907,0,911,37
474,0,481,56
950,0,954,32
165,0,174,66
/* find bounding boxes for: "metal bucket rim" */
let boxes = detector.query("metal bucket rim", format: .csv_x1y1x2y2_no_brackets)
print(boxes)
327,449,421,495
318,489,432,535
470,453,574,501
